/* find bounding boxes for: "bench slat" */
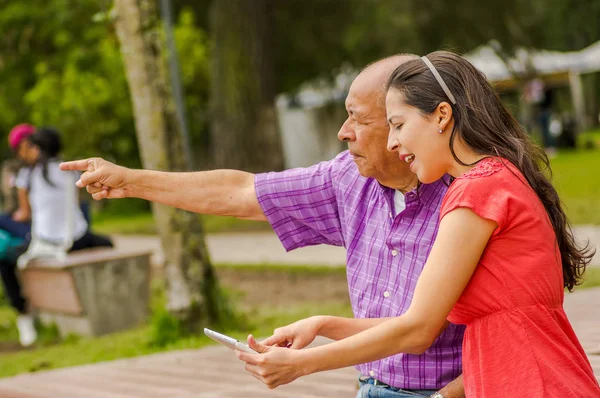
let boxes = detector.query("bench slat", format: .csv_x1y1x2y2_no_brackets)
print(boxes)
24,248,153,270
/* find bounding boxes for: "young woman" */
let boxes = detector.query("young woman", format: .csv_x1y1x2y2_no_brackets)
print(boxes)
235,52,600,397
0,127,112,347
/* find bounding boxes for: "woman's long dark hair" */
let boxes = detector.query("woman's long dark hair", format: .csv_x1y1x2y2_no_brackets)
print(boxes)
386,50,593,291
29,127,62,187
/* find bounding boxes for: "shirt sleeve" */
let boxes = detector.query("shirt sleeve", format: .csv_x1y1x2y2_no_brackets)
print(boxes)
440,170,512,232
255,156,346,251
14,167,31,190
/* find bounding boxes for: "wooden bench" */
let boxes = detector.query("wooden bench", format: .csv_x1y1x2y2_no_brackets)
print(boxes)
19,248,152,337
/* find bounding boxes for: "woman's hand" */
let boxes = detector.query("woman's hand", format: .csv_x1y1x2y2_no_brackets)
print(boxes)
261,316,323,349
236,335,310,389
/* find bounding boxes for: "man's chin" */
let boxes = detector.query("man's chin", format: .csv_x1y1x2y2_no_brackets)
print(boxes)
351,155,364,167
353,159,375,178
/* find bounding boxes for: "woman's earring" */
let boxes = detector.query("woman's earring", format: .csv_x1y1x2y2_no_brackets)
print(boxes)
438,128,443,133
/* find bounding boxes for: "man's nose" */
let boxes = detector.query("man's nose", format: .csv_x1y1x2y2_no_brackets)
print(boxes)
337,118,356,142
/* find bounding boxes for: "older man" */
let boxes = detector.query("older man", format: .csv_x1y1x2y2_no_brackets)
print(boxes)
61,55,464,398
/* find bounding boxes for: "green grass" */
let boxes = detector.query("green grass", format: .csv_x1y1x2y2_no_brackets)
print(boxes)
550,147,600,225
579,266,600,290
201,214,271,234
92,213,270,236
216,263,347,275
92,212,156,235
0,301,351,378
0,306,17,342
0,326,157,376
577,128,600,148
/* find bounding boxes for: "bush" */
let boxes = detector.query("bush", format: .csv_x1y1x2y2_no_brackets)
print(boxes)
147,277,250,348
148,307,183,348
147,280,183,348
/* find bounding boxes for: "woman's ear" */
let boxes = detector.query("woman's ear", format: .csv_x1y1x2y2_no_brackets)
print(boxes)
436,101,453,131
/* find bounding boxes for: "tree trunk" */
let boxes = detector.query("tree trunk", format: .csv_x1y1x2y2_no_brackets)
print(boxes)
113,0,223,330
209,0,283,172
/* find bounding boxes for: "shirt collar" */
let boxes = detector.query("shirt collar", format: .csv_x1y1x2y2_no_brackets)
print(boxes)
380,176,449,213
413,177,449,212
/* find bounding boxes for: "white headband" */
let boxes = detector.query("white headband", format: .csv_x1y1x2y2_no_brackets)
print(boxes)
421,56,457,105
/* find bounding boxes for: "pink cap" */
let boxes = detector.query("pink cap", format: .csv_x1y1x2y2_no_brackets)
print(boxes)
8,123,36,150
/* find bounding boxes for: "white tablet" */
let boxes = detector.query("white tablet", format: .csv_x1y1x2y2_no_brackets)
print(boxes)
204,328,256,354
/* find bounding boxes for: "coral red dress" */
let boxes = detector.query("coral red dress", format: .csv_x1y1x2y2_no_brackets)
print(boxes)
442,158,600,397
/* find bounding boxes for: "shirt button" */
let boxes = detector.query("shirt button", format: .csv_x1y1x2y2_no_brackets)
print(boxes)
389,212,393,219
383,291,390,298
391,249,398,256
369,370,376,377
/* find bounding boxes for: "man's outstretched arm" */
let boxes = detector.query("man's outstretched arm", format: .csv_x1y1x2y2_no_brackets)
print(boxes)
60,158,267,221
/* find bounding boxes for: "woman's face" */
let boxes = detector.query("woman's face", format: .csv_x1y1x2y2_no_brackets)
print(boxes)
17,140,40,165
385,89,452,184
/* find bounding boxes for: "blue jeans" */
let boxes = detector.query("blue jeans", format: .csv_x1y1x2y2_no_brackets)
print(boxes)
0,213,30,240
357,377,436,398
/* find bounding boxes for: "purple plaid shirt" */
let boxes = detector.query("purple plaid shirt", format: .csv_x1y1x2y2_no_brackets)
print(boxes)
255,151,464,389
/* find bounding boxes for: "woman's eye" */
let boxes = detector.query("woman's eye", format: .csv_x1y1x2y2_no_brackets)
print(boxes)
395,124,403,130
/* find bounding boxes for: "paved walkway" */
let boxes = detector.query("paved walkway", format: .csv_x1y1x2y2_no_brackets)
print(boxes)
0,337,359,398
0,287,598,397
113,231,347,268
115,225,600,268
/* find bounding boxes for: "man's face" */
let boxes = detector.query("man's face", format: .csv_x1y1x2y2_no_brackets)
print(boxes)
337,74,414,189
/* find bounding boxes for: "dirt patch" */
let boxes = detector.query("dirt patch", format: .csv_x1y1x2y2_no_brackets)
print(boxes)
215,268,350,309
0,341,25,353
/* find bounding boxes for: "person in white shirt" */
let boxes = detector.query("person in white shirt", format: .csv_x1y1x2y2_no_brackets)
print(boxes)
0,127,112,347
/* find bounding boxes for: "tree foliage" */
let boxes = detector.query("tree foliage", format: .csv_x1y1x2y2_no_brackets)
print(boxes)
0,0,598,167
0,0,209,166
